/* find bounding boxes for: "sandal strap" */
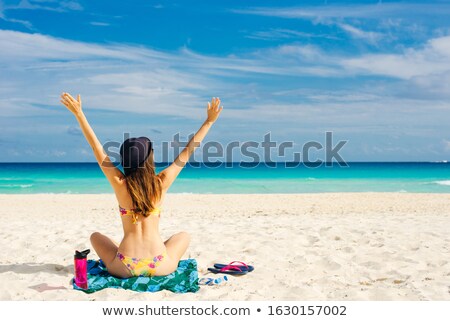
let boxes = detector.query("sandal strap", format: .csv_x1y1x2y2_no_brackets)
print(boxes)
219,265,243,272
226,261,249,269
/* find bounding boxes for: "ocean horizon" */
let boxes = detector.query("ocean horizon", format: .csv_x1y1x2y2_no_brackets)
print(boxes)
1,162,449,194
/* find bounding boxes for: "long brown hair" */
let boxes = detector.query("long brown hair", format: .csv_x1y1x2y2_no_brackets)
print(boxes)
124,151,164,216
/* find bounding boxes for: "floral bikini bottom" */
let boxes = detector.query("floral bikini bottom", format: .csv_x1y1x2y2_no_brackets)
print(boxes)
116,251,168,277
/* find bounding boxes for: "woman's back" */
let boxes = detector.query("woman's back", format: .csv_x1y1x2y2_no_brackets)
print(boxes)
116,180,167,259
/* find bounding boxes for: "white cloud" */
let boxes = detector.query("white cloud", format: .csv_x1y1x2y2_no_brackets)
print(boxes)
61,1,82,11
264,44,324,61
0,29,224,119
0,29,169,62
0,0,83,29
0,0,82,30
232,3,446,47
341,36,450,79
337,23,383,44
90,21,110,27
3,17,33,28
0,0,34,29
244,28,340,41
244,35,450,81
5,0,83,13
0,29,336,77
1,28,450,122
231,3,450,20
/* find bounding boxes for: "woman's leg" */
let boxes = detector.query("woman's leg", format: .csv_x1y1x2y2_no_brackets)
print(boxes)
164,231,191,262
89,232,131,278
90,232,119,264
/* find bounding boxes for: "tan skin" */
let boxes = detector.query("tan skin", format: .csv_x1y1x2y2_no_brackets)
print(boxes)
60,92,223,278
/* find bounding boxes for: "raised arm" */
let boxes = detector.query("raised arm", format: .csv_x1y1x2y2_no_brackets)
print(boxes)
60,92,124,189
160,97,223,191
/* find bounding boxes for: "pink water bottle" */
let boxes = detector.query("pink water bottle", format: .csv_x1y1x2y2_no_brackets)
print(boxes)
74,249,90,289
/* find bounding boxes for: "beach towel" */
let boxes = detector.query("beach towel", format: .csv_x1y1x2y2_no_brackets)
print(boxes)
73,258,199,293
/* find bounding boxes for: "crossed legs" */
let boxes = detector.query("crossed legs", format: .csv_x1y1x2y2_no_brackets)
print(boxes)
89,231,191,278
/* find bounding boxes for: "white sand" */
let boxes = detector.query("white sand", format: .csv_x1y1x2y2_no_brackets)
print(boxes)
0,193,449,300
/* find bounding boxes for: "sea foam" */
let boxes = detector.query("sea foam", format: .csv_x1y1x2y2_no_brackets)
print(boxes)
434,180,450,186
0,184,33,188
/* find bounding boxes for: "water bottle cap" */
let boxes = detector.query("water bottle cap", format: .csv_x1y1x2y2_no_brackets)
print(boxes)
74,249,91,259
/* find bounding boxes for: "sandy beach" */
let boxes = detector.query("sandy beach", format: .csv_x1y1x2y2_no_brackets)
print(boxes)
0,193,449,301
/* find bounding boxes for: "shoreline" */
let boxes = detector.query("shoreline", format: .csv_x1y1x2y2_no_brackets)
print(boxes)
2,162,450,194
0,193,449,300
1,191,450,195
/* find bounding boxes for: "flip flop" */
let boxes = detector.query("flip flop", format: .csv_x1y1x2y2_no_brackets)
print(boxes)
207,265,248,276
213,261,254,272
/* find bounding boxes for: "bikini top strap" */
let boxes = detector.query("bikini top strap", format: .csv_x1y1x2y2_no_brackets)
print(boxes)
119,205,161,224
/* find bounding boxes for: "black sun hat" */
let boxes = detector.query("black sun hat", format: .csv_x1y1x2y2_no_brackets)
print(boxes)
120,137,152,176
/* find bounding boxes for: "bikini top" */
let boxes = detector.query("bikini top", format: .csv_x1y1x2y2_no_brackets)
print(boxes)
119,205,161,224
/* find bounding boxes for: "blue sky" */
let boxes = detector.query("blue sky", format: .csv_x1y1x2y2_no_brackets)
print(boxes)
1,0,450,162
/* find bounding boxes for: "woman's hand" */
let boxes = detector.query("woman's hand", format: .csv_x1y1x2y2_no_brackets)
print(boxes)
206,97,223,124
60,92,83,117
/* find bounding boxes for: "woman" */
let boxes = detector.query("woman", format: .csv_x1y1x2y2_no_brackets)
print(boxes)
60,92,223,278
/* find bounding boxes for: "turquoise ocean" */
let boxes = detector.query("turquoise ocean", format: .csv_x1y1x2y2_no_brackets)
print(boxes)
1,162,450,194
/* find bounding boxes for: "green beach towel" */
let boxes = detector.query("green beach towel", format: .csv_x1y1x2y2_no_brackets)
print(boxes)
73,259,199,293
